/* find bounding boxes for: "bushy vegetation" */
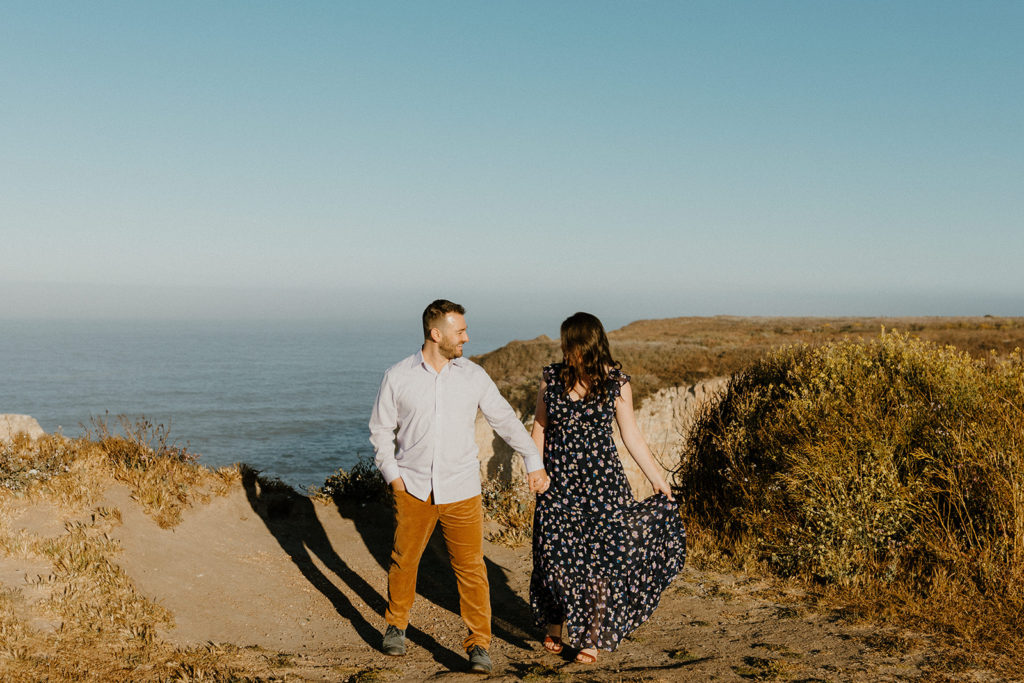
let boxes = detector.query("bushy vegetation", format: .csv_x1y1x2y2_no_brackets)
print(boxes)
676,332,1024,647
313,457,390,506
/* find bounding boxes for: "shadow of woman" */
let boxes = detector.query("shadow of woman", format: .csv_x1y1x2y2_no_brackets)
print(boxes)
240,466,464,670
334,494,537,652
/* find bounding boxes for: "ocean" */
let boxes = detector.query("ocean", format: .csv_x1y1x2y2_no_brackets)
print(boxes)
0,319,541,490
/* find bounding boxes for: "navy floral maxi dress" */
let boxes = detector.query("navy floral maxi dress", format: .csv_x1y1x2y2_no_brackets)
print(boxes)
530,363,687,651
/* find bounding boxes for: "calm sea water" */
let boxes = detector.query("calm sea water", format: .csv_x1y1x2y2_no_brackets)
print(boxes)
0,319,536,489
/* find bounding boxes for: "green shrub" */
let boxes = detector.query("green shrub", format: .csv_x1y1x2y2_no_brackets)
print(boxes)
313,457,390,506
676,332,1024,643
2,416,197,492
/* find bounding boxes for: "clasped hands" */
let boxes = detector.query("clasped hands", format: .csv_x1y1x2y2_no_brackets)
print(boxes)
527,468,550,494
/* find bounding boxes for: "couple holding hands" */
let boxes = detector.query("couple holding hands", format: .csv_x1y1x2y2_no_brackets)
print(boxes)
369,300,686,674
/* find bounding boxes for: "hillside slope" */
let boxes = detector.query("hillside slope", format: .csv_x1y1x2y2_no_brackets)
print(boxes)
473,315,1024,415
1,470,998,681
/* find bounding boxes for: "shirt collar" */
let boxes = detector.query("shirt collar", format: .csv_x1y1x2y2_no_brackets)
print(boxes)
415,349,467,374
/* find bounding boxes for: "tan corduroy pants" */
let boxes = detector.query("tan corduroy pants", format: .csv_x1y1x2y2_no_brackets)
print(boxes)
385,491,490,651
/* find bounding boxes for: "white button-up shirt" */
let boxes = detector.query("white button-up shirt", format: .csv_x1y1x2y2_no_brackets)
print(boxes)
369,350,543,504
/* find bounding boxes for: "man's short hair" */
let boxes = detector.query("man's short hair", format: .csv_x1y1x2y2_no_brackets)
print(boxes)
422,299,466,339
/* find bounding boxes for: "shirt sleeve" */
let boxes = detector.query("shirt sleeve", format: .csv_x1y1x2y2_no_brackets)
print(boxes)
478,373,544,473
369,370,402,484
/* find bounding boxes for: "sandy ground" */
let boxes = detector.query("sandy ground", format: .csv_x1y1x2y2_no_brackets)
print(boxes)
1,477,1014,682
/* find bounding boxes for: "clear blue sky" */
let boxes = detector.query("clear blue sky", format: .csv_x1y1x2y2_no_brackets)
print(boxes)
2,1,1021,327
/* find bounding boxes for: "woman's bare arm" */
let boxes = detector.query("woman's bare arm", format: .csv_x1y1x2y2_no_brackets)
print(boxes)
530,380,547,456
615,381,674,499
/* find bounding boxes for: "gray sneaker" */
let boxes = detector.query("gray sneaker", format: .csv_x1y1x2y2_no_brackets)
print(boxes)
467,645,492,674
381,624,406,656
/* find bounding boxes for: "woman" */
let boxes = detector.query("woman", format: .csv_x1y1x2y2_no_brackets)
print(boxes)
529,312,687,663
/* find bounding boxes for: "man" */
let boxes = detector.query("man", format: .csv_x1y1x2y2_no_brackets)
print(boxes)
369,299,550,674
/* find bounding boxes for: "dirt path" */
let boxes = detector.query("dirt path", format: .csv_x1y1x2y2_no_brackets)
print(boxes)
1,478,1009,682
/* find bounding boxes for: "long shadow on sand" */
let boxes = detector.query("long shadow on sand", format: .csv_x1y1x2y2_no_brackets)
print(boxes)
335,495,536,652
240,467,465,671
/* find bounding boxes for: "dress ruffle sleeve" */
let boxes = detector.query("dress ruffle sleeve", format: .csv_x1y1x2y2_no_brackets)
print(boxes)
542,363,561,386
606,367,631,401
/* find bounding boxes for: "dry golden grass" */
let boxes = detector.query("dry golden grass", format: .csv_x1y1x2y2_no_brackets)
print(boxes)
2,417,240,529
481,468,536,548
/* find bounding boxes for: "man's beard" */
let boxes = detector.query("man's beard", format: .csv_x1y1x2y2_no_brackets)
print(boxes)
439,339,463,359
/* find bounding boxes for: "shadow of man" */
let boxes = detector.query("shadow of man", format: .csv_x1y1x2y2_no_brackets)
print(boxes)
335,491,536,653
240,466,465,670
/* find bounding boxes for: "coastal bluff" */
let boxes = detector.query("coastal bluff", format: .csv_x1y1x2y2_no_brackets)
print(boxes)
475,377,727,497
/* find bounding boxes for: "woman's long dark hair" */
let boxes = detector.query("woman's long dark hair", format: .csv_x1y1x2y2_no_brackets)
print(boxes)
559,312,621,400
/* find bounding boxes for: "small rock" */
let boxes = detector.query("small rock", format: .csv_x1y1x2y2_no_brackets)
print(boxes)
0,414,46,442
